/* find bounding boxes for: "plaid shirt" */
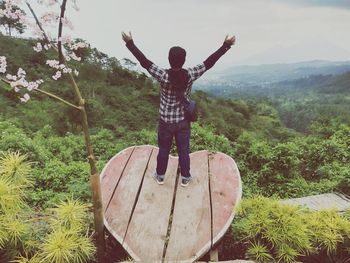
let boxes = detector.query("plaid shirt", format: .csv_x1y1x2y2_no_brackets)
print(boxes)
148,63,207,123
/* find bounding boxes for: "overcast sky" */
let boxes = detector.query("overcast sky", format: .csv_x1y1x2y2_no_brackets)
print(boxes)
27,0,350,71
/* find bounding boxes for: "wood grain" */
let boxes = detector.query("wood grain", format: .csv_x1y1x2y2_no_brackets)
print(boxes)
164,150,211,262
104,146,153,248
209,152,242,245
100,147,134,212
123,148,178,261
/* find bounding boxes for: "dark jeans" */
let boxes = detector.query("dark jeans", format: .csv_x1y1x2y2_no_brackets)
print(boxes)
156,119,191,178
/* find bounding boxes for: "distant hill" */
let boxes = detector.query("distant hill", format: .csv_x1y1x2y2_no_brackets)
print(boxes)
235,40,350,65
196,71,350,98
196,60,350,88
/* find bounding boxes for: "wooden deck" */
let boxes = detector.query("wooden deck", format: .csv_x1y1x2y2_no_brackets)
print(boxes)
281,192,350,213
100,145,242,262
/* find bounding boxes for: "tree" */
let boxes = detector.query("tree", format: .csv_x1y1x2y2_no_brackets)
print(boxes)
0,0,26,36
0,0,105,261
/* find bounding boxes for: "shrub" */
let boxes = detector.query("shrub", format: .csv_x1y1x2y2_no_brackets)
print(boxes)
0,150,95,263
229,196,350,263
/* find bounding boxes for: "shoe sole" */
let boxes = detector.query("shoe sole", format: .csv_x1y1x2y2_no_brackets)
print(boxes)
181,182,190,187
153,174,165,185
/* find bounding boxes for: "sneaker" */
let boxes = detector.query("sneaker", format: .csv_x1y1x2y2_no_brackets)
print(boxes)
153,172,165,185
181,176,192,187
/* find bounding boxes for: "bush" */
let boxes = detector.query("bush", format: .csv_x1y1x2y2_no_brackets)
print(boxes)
227,196,350,263
0,150,95,263
29,160,90,208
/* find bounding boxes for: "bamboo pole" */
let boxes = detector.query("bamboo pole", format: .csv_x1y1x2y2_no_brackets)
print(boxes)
25,2,106,261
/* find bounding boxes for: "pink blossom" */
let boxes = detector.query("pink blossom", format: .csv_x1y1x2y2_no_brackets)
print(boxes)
69,52,81,61
63,67,72,74
52,70,62,80
27,79,43,91
17,67,26,78
43,44,51,50
71,41,89,50
33,42,43,52
40,11,59,26
59,34,72,45
20,93,30,103
0,56,7,73
46,59,60,69
6,74,17,81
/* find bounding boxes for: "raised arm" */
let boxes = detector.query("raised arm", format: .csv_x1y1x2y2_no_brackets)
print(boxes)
204,35,236,70
122,31,166,83
122,31,152,70
188,35,236,82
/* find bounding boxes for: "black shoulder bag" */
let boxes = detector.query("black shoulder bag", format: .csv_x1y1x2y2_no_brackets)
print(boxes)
176,90,198,122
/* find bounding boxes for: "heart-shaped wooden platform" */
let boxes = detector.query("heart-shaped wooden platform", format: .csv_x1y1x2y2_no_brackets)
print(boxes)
100,145,242,262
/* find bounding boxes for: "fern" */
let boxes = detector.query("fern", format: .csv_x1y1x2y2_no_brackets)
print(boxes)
0,151,33,187
48,197,90,231
246,240,274,262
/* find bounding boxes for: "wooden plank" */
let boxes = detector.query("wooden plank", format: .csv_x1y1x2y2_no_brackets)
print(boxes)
165,150,211,262
104,146,153,251
281,193,350,212
209,152,242,245
100,146,134,211
123,148,178,261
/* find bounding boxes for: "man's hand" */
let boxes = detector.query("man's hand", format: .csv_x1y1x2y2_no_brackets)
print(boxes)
224,35,236,46
122,31,133,43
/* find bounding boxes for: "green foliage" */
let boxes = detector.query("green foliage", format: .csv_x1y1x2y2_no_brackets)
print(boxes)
0,151,95,263
230,196,350,263
0,121,51,166
29,160,90,208
246,241,273,263
38,199,95,263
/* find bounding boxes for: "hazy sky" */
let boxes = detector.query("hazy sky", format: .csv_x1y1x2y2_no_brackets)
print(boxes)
27,0,350,71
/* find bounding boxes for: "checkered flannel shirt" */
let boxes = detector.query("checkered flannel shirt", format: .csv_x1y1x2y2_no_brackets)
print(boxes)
148,63,207,123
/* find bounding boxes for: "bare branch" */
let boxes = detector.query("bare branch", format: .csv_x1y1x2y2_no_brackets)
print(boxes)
25,1,52,46
58,0,68,63
35,88,81,110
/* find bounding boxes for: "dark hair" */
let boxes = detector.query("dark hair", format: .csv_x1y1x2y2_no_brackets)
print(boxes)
168,46,186,68
168,46,188,92
168,68,189,92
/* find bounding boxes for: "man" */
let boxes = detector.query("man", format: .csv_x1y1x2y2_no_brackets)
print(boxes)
122,31,235,187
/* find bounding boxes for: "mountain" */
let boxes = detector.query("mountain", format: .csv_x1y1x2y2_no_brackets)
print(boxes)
196,60,350,89
235,40,350,65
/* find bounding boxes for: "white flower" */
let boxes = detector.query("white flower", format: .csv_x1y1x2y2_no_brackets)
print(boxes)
33,42,43,52
69,52,81,61
74,69,79,76
17,68,26,78
6,74,16,81
63,67,72,74
0,56,7,73
46,59,60,69
52,70,62,80
20,93,30,103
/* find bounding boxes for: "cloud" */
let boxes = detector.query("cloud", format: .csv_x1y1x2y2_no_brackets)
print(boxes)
281,0,350,9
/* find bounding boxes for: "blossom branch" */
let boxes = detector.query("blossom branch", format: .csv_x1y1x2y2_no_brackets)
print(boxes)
1,77,80,109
